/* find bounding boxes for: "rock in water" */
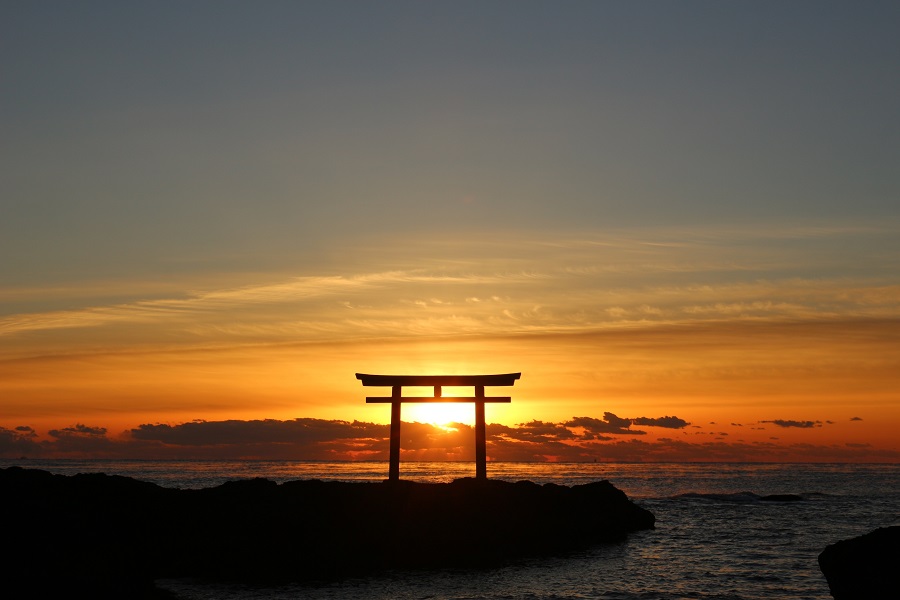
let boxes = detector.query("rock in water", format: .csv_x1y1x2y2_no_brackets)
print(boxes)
1,467,654,596
818,526,900,599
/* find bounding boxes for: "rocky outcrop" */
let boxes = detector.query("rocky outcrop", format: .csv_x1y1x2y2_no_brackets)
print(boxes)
1,467,654,597
818,526,900,599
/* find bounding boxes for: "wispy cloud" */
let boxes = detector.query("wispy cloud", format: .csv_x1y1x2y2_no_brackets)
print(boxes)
3,223,900,364
0,270,541,338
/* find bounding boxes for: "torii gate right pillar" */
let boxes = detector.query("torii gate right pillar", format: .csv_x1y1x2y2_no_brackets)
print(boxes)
474,386,486,480
389,387,402,482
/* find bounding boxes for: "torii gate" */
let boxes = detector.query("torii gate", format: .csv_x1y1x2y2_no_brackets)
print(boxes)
356,373,521,481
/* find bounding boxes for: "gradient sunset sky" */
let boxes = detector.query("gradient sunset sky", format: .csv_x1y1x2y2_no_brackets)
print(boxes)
2,2,899,462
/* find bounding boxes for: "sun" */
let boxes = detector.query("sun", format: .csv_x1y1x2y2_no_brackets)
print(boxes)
403,403,476,428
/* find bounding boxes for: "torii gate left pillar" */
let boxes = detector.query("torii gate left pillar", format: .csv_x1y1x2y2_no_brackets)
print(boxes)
356,373,521,481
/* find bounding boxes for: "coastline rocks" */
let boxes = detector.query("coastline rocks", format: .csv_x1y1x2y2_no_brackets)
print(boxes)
818,526,900,599
1,467,653,596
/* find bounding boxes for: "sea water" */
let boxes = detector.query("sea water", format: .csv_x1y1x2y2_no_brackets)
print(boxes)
4,460,897,600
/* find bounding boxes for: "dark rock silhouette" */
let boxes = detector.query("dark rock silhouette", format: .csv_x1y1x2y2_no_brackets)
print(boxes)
2,466,653,598
818,526,900,599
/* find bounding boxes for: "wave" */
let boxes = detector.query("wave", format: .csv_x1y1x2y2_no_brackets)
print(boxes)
671,491,804,503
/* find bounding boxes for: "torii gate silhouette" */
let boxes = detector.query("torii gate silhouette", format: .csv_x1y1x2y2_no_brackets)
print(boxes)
356,373,521,481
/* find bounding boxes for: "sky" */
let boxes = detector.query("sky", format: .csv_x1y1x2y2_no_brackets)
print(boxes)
2,1,899,462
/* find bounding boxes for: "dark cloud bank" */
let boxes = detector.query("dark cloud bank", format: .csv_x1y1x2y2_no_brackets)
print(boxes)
761,419,822,429
1,413,895,462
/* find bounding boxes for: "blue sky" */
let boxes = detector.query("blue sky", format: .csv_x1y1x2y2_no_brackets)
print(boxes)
4,1,898,286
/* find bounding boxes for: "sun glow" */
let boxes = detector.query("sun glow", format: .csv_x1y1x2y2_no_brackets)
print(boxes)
403,403,478,427
383,384,514,427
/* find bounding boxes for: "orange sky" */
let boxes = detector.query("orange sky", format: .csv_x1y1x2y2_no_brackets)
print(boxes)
3,240,899,461
3,5,900,462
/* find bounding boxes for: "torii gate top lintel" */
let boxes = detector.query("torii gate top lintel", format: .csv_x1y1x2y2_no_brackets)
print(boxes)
356,373,520,387
356,372,521,481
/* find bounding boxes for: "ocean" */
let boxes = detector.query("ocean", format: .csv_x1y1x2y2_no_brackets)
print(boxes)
4,460,897,600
